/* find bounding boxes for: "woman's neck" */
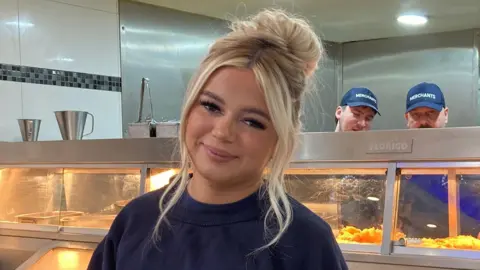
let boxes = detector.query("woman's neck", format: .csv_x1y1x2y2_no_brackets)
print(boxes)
187,173,262,205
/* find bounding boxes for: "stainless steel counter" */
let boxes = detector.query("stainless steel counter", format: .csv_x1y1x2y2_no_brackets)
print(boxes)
1,126,480,164
0,249,34,270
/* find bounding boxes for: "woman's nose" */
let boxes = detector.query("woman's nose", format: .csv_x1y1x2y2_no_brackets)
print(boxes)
211,116,236,142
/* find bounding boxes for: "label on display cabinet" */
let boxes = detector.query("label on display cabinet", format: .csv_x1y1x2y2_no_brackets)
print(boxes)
366,139,413,154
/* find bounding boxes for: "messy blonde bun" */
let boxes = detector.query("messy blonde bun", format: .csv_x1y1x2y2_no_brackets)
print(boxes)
154,8,324,252
231,8,323,73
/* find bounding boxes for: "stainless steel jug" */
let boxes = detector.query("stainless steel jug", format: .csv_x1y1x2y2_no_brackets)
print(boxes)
54,111,95,140
17,119,41,141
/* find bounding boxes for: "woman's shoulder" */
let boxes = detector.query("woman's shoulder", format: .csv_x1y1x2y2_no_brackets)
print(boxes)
274,197,348,269
108,188,165,237
288,197,334,236
283,197,341,251
122,188,164,215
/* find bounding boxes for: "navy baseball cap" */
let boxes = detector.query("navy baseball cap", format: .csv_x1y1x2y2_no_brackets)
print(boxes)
340,87,380,115
406,82,446,113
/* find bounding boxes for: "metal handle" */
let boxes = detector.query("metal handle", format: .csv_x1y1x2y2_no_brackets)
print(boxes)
137,77,149,122
27,124,33,137
145,78,154,122
83,112,95,137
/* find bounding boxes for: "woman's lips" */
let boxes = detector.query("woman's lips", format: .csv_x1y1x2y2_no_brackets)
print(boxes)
202,144,237,162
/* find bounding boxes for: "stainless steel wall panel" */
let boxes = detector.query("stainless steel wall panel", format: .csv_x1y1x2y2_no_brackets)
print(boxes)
342,30,476,130
119,1,341,133
303,42,342,132
119,0,230,135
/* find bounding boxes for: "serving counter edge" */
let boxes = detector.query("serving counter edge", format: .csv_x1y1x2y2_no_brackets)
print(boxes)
1,127,480,164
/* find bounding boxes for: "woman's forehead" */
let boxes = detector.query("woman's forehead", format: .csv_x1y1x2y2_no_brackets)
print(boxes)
202,67,267,109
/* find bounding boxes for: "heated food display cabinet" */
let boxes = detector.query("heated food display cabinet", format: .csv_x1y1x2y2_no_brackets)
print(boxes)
1,128,479,270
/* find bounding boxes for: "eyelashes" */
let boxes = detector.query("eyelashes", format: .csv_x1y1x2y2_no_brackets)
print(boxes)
199,99,266,130
244,118,266,130
200,100,221,113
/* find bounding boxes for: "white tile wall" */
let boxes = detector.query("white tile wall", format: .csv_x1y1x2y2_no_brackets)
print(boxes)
19,0,120,76
46,0,118,14
22,84,122,141
0,81,23,142
0,0,21,65
0,0,123,142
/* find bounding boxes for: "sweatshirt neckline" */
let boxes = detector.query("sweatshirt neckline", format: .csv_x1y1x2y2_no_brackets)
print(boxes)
170,187,266,226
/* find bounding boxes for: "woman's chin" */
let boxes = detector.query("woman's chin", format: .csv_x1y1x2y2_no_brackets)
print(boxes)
194,165,237,183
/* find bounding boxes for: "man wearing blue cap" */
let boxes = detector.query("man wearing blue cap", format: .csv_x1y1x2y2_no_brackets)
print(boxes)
335,88,383,232
404,83,480,239
335,87,380,132
401,83,480,239
405,82,448,129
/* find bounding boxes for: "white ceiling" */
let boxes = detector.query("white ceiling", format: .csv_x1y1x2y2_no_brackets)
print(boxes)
134,0,480,42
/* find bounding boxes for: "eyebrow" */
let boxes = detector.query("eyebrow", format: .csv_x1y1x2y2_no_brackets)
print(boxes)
201,90,271,120
411,108,438,114
351,108,366,114
352,106,375,114
202,91,224,104
351,108,375,118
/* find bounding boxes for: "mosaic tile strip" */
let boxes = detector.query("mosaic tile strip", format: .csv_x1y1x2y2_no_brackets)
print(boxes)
0,63,122,92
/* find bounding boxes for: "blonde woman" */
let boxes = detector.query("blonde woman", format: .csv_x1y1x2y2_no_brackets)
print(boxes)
88,8,347,270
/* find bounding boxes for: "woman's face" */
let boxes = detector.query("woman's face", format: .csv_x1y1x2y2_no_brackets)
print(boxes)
185,67,277,186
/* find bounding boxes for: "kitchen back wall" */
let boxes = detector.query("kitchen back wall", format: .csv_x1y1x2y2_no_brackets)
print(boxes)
119,1,479,132
119,0,342,133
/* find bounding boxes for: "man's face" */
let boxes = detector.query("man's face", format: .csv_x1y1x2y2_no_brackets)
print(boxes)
336,106,375,131
405,107,448,129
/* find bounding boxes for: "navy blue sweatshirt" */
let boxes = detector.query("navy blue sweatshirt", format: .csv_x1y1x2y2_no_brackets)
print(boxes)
88,187,348,270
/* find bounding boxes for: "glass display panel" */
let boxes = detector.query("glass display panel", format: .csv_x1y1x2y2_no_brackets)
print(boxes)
285,168,388,245
59,168,141,229
0,167,141,230
397,168,480,250
0,168,64,226
147,168,180,192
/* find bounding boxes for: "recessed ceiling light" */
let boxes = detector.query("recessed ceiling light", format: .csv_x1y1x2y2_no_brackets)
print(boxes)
426,224,437,228
397,14,428,26
367,196,380,202
5,21,34,27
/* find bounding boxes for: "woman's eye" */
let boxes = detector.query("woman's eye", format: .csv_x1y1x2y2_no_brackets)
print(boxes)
200,101,221,113
244,119,266,130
